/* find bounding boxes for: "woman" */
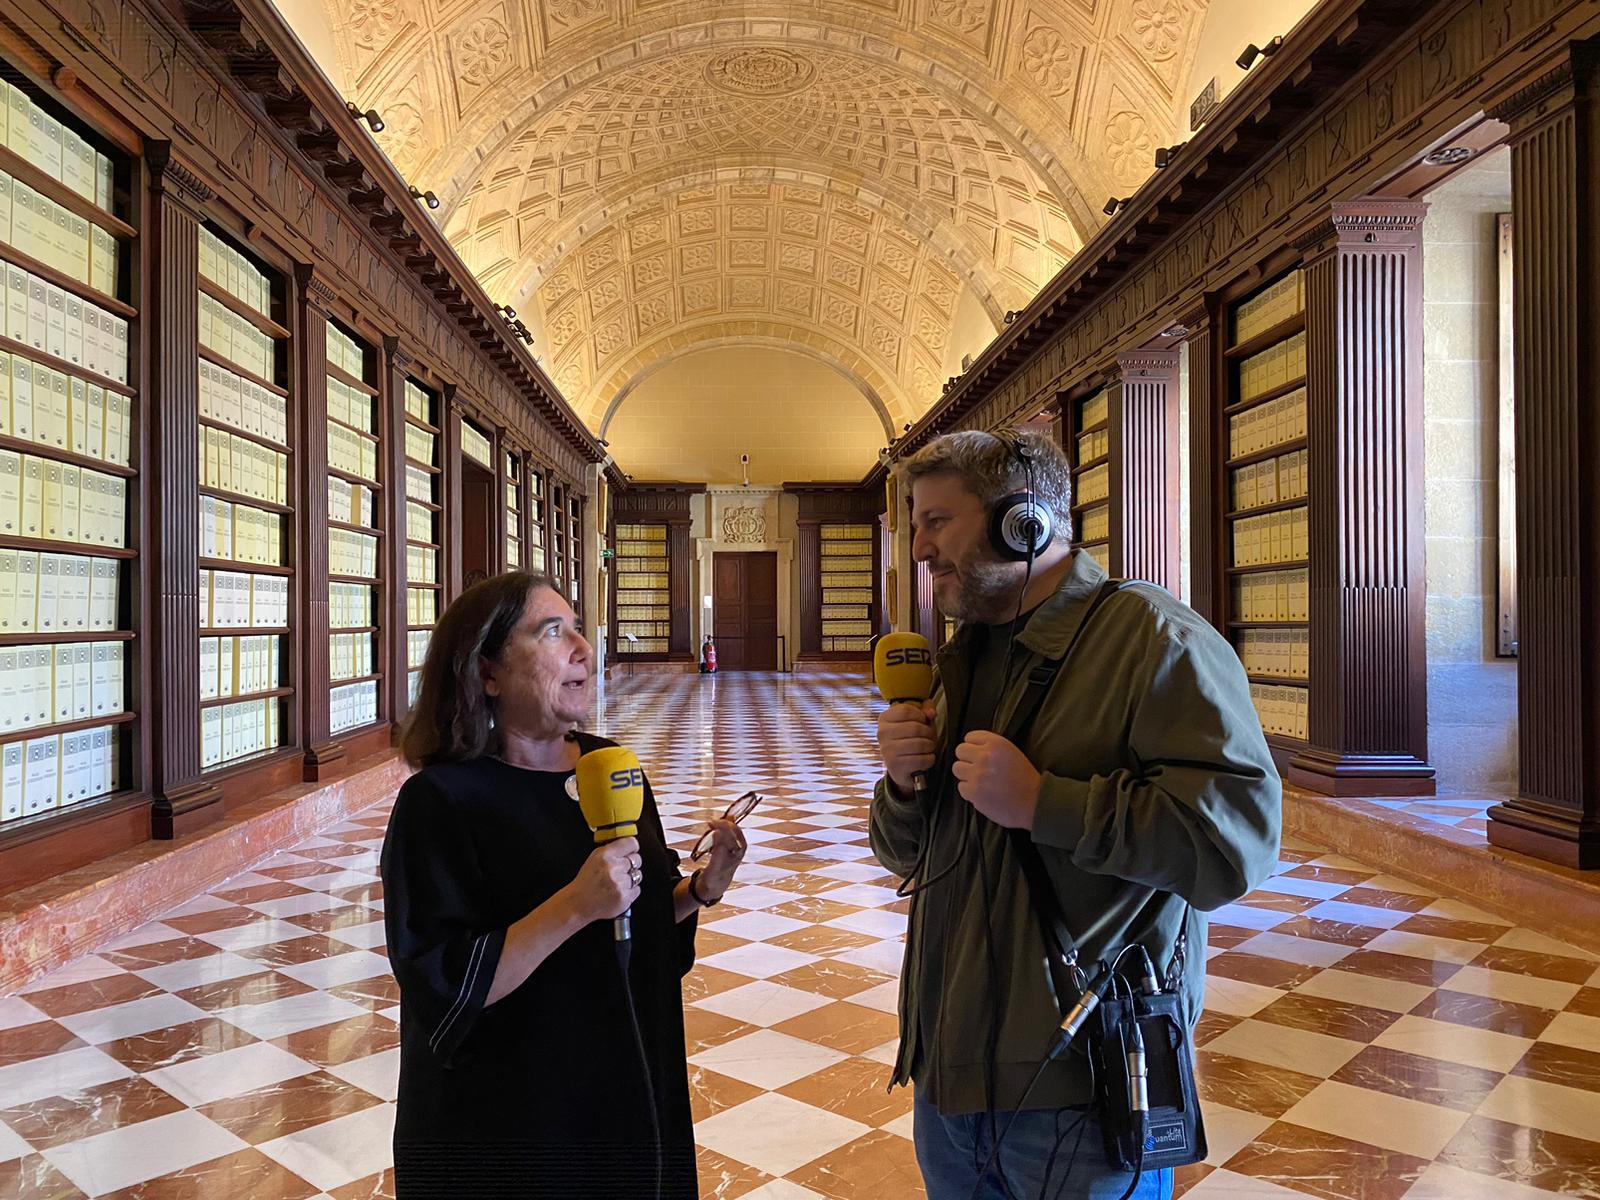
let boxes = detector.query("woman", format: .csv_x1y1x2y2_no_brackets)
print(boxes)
382,572,746,1198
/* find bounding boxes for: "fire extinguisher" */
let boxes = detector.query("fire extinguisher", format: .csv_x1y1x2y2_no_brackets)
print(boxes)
700,636,718,674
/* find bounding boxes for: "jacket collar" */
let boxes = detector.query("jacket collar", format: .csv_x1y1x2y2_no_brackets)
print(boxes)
934,549,1109,674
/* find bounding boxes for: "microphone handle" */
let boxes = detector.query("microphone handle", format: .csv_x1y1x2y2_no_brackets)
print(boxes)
614,907,633,943
911,770,931,808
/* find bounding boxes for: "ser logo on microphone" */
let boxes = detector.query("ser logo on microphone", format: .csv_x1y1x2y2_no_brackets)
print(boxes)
609,767,646,789
884,646,932,667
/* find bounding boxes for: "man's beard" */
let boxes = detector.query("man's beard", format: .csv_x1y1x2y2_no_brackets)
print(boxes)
937,555,1020,624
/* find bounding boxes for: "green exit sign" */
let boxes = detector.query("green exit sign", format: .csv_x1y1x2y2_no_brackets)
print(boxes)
600,548,616,559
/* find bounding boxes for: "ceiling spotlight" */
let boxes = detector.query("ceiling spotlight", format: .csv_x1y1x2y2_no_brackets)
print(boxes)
1103,196,1127,216
1004,310,1020,325
902,422,912,432
1423,146,1475,166
1154,142,1186,169
495,303,517,319
409,185,440,210
1236,36,1284,70
345,102,384,133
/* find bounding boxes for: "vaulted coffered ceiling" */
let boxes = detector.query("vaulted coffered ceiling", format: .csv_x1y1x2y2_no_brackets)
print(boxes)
300,0,1221,475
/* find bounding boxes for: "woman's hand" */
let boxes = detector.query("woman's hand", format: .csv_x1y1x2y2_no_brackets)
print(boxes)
694,818,747,902
565,837,643,923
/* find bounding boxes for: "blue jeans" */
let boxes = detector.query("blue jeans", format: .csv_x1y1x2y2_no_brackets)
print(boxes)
913,1090,1175,1200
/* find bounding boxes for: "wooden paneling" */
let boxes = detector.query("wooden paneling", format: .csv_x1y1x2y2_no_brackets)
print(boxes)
1113,351,1182,591
713,552,778,671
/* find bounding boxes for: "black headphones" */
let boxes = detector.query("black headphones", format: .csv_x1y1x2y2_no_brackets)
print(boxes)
987,431,1054,561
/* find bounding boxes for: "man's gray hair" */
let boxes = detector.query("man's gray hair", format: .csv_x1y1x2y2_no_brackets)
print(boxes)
899,429,1074,544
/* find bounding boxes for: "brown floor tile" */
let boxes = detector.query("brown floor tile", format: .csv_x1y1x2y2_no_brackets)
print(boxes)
1206,951,1322,991
23,971,162,1017
284,906,383,934
884,899,912,916
99,1147,320,1199
688,1065,765,1122
103,937,233,970
760,854,832,872
772,1002,900,1055
1271,915,1387,948
294,844,372,861
273,1013,401,1067
695,930,752,957
1438,1114,1600,1196
696,1145,773,1199
238,934,354,968
176,970,315,1012
161,906,264,936
765,897,866,924
1254,991,1400,1043
0,1019,84,1066
1394,915,1512,945
1336,949,1464,988
1332,887,1434,913
98,1017,260,1072
1330,1044,1504,1112
1408,988,1558,1038
327,974,401,1010
767,926,878,957
253,863,349,884
770,960,893,999
766,873,855,895
683,1007,760,1055
1193,1010,1244,1047
1195,1050,1324,1119
1284,865,1375,887
786,1129,924,1200
682,964,752,1003
1471,944,1598,985
1510,1039,1600,1094
329,1168,396,1200
1173,1161,1217,1197
1223,1120,1430,1200
198,1069,385,1144
1568,986,1600,1019
1235,892,1322,915
0,1155,85,1200
213,881,314,905
0,1076,189,1150
329,883,384,906
1205,924,1261,950
778,1056,909,1127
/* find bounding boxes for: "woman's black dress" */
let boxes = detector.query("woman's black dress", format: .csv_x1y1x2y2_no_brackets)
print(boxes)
381,732,699,1198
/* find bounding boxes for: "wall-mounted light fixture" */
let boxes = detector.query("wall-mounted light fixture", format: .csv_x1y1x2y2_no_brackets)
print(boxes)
408,185,440,210
1236,36,1284,70
1103,196,1127,216
1154,142,1186,169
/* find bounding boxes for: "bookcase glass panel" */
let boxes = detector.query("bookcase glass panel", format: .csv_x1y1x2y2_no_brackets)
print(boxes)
196,223,291,772
403,378,439,707
1225,268,1310,743
1071,389,1109,573
614,522,667,654
505,451,522,570
0,67,135,820
528,468,545,573
327,323,381,735
820,523,874,653
567,494,582,605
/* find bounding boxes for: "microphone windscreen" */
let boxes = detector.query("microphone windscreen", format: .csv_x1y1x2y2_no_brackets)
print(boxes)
874,632,934,706
575,745,645,845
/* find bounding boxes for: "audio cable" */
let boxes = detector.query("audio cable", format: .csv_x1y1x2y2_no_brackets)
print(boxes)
615,939,663,1199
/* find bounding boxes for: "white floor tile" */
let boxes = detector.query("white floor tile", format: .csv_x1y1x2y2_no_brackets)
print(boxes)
326,1048,401,1101
98,923,185,952
55,993,207,1044
1299,899,1414,929
847,981,901,1015
698,943,821,980
325,920,389,951
1181,1168,1319,1197
814,883,901,908
689,1029,848,1090
830,941,906,975
275,950,393,990
718,884,802,911
1199,1103,1274,1166
0,996,48,1032
1492,927,1596,961
824,910,907,939
214,991,373,1040
1372,1015,1534,1073
1476,1074,1600,1143
194,919,316,952
694,1092,868,1176
739,1179,828,1199
146,1041,317,1107
133,951,267,993
17,955,125,993
42,1109,247,1196
1365,930,1486,965
1208,903,1291,933
246,893,347,919
701,911,811,942
1281,1080,1469,1159
0,1119,33,1162
692,981,835,1027
1233,932,1354,968
0,1045,133,1108
1403,1161,1568,1200
258,1101,395,1191
1202,1019,1365,1077
1535,1010,1600,1054
1292,969,1434,1014
1203,976,1288,1019
1440,965,1581,1012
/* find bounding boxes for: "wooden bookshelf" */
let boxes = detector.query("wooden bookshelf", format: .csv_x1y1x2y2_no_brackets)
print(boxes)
819,523,875,654
504,450,523,571
326,323,382,736
195,225,292,773
528,466,547,573
1069,388,1110,573
1224,269,1310,746
0,71,136,827
402,377,439,706
613,522,669,656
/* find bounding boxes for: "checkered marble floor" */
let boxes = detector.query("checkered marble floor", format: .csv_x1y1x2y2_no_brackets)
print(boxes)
1355,795,1495,840
2,672,1599,1198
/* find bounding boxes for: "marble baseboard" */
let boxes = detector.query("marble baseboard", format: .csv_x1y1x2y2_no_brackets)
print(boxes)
0,752,411,996
792,659,870,675
1283,788,1600,956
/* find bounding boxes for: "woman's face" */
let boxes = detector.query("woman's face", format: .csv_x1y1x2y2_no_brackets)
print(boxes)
480,585,594,737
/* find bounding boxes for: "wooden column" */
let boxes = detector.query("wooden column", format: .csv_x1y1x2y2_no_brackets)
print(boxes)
1486,48,1600,868
1184,306,1225,630
383,337,412,728
494,424,511,577
795,518,822,658
443,384,464,598
146,144,223,838
667,517,693,660
1289,200,1433,797
1110,349,1182,591
294,264,343,780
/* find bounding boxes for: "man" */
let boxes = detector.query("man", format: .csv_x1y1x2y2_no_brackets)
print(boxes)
872,429,1281,1200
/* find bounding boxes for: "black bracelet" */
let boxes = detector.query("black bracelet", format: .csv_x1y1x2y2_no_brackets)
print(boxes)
688,870,719,908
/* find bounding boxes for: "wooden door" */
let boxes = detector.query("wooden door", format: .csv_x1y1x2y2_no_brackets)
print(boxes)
714,552,778,671
461,459,495,588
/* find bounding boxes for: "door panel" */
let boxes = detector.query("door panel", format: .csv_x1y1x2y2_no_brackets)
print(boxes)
713,552,778,670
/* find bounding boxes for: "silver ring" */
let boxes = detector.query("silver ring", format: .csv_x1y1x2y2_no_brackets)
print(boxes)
630,867,642,885
630,853,642,870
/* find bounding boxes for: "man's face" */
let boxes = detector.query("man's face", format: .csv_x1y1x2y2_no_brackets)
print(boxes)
909,472,1022,624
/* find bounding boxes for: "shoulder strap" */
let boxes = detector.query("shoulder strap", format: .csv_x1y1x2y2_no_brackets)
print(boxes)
1002,577,1127,1006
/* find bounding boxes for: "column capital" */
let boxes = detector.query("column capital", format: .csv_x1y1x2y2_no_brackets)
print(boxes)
1115,348,1180,380
145,141,214,218
1291,199,1429,259
1487,44,1600,129
294,262,338,314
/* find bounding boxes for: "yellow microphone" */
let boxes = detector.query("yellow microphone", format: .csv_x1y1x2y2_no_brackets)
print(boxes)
575,745,646,943
873,633,935,806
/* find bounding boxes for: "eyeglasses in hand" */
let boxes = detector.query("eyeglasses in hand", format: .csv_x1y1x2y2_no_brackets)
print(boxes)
690,791,762,860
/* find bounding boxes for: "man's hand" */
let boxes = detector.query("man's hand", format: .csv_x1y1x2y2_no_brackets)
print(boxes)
953,731,1042,829
878,701,937,797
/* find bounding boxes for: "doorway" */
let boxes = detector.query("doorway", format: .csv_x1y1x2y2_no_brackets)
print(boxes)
461,457,495,588
713,551,778,670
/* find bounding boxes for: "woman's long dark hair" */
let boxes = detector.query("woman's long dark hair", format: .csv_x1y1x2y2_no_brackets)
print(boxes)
399,571,556,767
